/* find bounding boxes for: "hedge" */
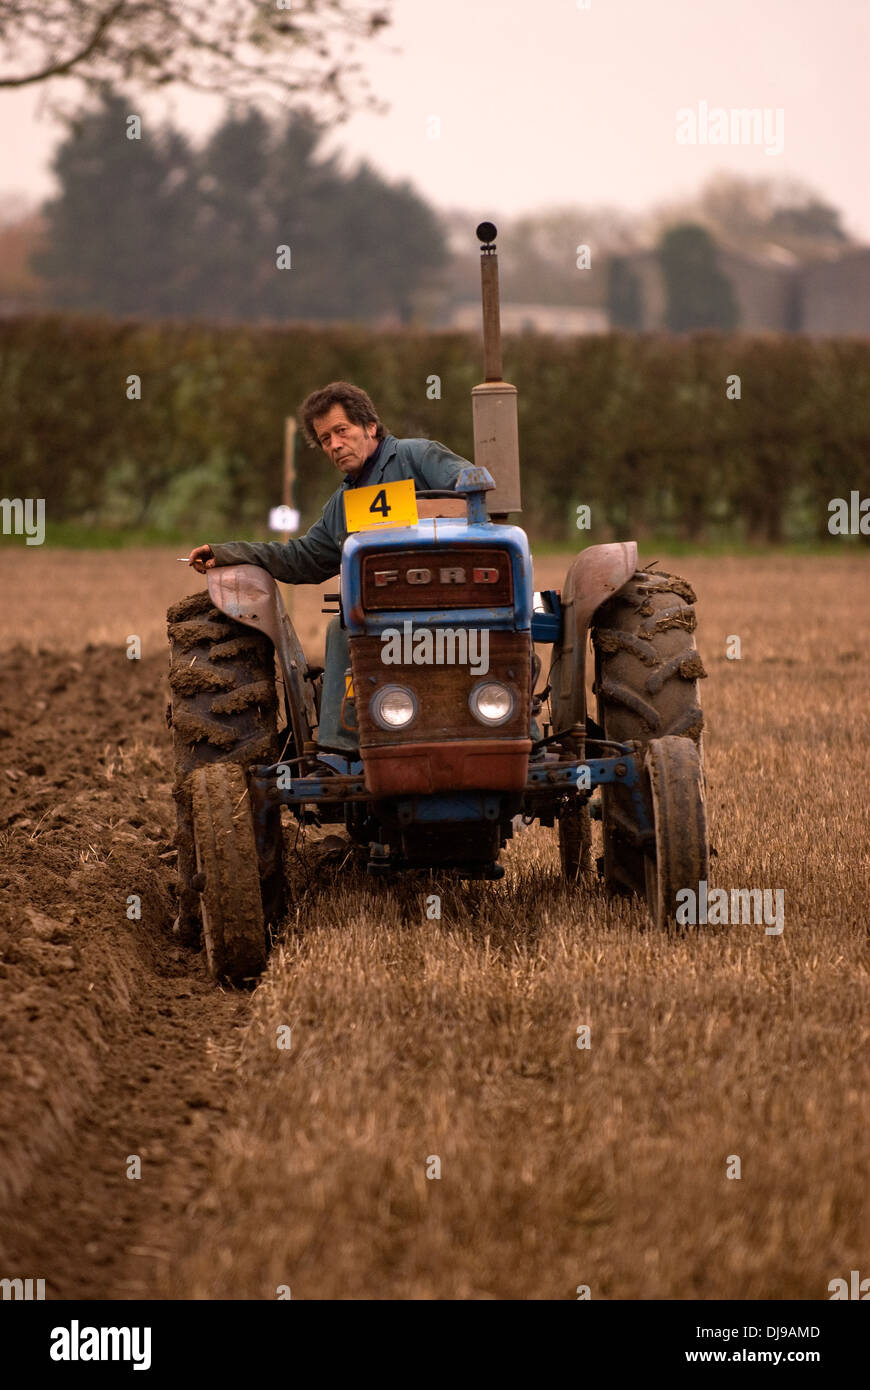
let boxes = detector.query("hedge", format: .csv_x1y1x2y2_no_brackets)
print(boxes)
1,315,868,544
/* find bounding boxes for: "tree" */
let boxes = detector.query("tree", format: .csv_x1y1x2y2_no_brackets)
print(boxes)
0,0,391,118
259,112,346,320
261,120,448,323
32,94,448,325
767,197,848,246
183,107,275,320
657,223,739,333
649,172,852,262
607,255,642,329
325,161,449,323
32,91,197,315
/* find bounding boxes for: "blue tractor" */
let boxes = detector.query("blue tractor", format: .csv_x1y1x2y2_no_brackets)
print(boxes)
166,224,708,984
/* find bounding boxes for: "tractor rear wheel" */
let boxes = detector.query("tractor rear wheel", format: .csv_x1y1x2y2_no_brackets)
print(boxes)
592,569,706,898
166,590,284,944
644,736,709,931
191,763,267,984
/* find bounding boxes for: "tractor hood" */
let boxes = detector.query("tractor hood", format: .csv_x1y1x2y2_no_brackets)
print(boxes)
340,517,533,637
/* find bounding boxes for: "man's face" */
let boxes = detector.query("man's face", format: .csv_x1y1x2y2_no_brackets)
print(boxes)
313,404,377,479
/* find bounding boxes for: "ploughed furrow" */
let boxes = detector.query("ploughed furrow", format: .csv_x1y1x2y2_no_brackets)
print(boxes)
0,645,248,1297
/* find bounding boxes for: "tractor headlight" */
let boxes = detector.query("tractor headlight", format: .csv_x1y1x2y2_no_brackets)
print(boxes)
469,681,515,726
370,684,418,731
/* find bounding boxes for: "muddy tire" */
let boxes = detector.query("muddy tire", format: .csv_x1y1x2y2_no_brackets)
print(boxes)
558,800,592,882
166,590,284,944
191,763,267,984
644,736,709,931
592,569,706,897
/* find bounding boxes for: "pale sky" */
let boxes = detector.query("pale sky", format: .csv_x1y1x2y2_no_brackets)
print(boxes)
1,0,868,237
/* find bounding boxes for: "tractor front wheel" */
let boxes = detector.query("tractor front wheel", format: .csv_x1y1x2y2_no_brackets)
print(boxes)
643,736,709,932
558,800,592,882
191,763,268,985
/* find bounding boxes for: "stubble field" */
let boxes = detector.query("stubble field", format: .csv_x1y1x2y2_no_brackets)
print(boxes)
0,547,867,1299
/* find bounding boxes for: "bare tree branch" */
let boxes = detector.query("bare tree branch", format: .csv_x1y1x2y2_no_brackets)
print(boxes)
0,0,393,116
0,1,128,87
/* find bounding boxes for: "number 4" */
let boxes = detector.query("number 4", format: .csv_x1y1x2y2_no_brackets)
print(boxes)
370,489,391,518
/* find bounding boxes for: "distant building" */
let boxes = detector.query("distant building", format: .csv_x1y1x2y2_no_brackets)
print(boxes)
614,243,870,336
719,248,800,332
800,248,870,335
620,246,799,333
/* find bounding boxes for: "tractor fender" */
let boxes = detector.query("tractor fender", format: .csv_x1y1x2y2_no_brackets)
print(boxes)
207,564,317,750
550,541,638,736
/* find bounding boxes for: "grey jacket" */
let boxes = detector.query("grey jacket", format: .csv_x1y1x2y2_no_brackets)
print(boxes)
210,433,470,584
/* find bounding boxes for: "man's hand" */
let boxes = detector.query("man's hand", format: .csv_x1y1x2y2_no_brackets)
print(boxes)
188,544,216,574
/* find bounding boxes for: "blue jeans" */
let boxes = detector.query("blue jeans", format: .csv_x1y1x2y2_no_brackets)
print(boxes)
317,617,358,752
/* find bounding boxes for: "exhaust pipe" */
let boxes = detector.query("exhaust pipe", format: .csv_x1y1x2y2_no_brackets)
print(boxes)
472,221,522,517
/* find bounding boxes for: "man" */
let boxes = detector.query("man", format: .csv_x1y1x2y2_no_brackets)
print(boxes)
188,380,472,752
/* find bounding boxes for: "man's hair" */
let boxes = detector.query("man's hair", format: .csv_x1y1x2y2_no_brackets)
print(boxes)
300,381,386,448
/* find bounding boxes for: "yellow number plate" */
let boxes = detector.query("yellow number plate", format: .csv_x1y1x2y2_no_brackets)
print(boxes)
344,479,418,533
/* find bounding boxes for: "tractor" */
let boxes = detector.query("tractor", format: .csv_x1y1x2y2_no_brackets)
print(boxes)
166,223,708,985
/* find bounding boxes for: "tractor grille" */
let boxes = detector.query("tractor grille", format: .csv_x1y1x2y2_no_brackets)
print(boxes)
350,630,531,745
361,548,512,610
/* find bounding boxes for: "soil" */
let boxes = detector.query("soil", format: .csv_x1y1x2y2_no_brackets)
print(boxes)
0,644,248,1298
1,552,868,1300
